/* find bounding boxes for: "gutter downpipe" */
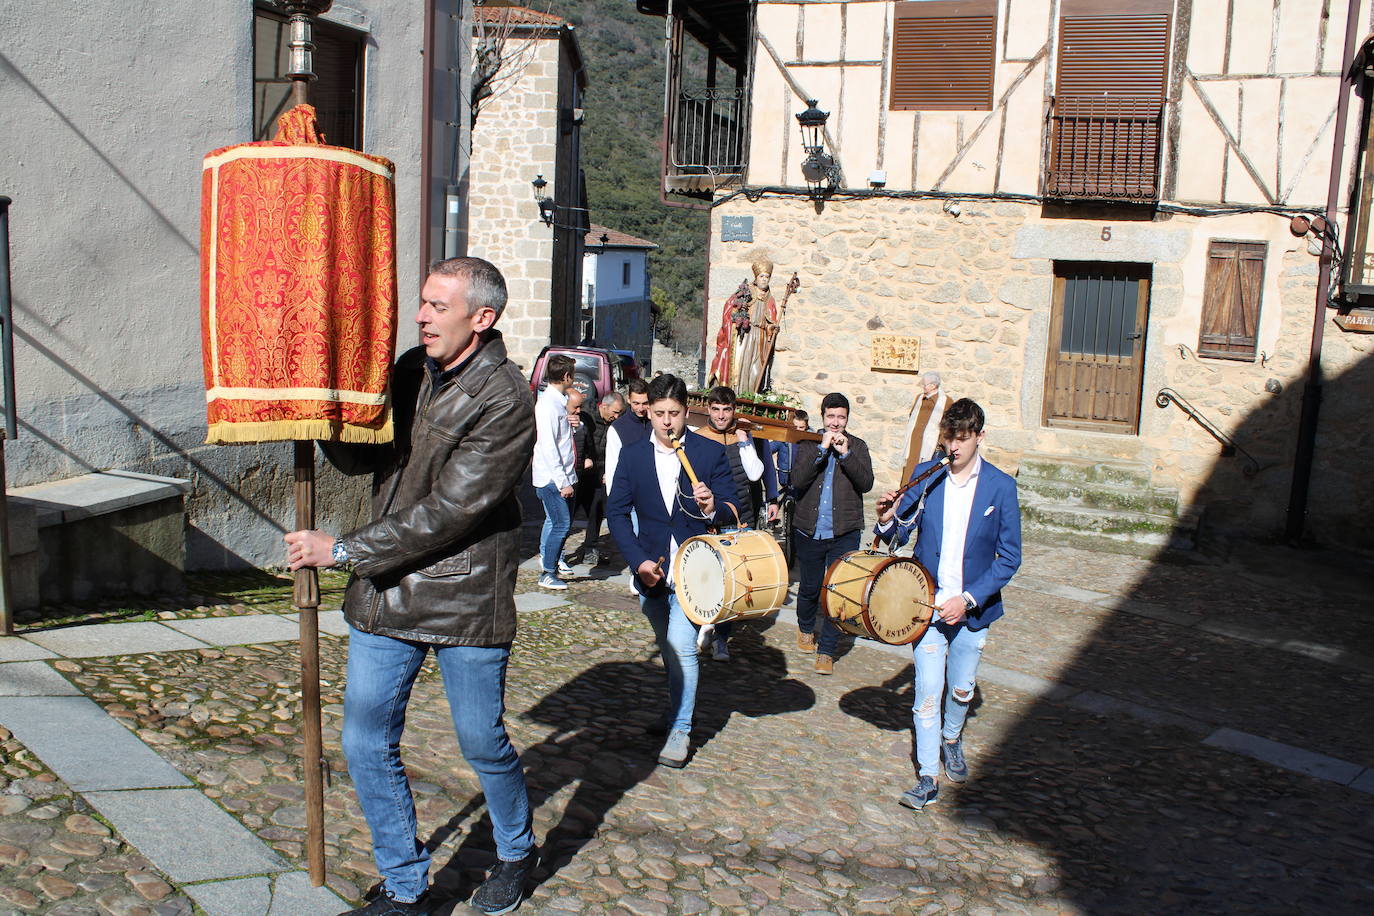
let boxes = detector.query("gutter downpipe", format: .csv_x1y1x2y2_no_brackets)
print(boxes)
1285,0,1362,543
0,196,15,636
421,0,437,277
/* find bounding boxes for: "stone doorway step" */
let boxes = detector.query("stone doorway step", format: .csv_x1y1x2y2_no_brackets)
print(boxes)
1016,452,1201,556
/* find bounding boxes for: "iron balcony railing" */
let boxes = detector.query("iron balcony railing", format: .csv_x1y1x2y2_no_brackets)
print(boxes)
671,87,747,176
1045,97,1163,201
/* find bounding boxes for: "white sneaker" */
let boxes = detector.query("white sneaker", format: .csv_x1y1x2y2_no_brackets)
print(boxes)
712,637,731,661
557,560,576,578
696,624,715,653
538,573,568,591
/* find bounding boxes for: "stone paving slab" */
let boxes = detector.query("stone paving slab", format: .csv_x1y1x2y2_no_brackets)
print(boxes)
163,613,302,646
26,620,208,657
516,593,573,612
186,875,272,915
0,695,191,790
0,659,82,695
0,636,56,662
1203,727,1367,786
186,871,348,916
267,871,352,915
84,788,287,882
283,609,351,637
1067,689,1211,736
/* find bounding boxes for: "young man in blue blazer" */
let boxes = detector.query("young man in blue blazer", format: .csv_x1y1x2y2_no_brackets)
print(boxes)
607,374,737,767
873,398,1021,811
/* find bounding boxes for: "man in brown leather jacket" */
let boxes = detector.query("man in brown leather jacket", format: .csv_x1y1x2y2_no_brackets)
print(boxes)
286,257,537,916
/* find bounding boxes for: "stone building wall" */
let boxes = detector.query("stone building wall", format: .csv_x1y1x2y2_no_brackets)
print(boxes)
706,196,1373,546
468,36,562,373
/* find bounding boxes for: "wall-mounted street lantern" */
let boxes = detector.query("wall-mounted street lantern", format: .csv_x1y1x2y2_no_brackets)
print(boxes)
531,174,554,226
796,99,840,198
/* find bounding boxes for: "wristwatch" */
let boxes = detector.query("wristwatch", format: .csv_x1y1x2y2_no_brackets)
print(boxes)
962,592,977,613
330,539,351,569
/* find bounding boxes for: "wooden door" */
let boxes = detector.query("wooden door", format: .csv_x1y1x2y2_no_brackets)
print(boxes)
1042,261,1151,434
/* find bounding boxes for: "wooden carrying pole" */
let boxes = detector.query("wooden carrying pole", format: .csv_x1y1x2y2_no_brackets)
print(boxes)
284,0,330,887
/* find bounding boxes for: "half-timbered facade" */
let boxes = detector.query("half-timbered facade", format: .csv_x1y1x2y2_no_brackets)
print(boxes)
640,0,1374,549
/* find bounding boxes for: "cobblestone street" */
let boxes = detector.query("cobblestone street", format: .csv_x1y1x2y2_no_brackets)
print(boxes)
3,539,1373,915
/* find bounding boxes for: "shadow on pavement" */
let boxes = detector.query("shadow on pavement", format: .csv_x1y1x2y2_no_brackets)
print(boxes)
422,627,815,909
873,350,1374,913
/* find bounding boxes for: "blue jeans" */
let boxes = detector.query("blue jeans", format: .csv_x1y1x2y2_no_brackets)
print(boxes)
912,621,990,778
537,481,571,574
639,589,699,733
342,627,535,902
793,528,861,657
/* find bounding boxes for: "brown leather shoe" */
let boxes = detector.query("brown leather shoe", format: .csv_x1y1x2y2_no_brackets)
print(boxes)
797,631,816,652
815,654,834,675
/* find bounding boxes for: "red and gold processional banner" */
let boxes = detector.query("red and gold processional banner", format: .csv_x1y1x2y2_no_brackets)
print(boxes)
201,105,398,444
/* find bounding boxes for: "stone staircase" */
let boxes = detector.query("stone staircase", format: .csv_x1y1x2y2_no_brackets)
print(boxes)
1016,452,1201,556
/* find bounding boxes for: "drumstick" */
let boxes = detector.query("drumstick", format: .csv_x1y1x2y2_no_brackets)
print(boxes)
668,434,701,486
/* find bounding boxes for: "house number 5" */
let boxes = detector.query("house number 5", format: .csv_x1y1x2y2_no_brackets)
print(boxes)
1101,226,1112,241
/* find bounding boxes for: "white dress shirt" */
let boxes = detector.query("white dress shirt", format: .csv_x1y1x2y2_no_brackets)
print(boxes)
532,386,576,489
934,454,983,607
651,434,683,585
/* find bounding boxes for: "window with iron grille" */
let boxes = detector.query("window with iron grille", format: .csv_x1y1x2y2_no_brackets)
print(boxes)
1198,241,1266,361
1045,0,1171,201
890,0,996,112
253,7,365,150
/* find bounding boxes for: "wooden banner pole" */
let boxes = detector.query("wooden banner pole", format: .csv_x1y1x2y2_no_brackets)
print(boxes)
281,0,333,888
293,439,325,886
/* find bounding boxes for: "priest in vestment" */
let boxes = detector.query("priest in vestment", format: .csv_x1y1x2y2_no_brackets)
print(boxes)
899,371,950,483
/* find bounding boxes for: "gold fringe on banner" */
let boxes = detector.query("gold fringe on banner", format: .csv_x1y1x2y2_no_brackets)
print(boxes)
206,417,394,446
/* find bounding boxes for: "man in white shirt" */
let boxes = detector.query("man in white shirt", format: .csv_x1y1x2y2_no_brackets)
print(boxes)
873,399,1021,811
532,355,578,589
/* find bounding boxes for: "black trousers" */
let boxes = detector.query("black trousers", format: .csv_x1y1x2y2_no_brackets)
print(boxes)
575,478,606,553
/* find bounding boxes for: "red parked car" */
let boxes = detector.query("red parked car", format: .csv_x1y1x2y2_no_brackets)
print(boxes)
528,345,624,401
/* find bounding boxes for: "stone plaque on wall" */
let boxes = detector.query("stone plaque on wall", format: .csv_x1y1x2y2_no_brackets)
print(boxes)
870,334,921,372
720,215,754,242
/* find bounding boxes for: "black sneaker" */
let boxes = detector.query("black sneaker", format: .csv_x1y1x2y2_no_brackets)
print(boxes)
942,738,969,783
337,888,430,916
470,850,539,915
899,775,939,810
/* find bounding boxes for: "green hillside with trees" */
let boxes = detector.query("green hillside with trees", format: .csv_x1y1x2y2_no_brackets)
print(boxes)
555,0,709,346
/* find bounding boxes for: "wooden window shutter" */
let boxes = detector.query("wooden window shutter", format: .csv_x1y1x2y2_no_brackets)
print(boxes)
890,0,996,112
1046,0,1171,199
1198,241,1266,361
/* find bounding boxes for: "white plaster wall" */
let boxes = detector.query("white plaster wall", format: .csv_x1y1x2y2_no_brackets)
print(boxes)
746,0,1359,208
587,249,649,307
0,0,432,569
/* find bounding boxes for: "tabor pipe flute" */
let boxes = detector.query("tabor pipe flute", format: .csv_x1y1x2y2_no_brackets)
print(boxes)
668,433,700,486
889,454,952,502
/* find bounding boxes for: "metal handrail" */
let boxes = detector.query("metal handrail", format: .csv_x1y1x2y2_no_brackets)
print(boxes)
1155,388,1260,478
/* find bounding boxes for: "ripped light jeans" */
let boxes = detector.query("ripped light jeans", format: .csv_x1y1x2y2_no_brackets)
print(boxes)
912,620,990,779
638,589,699,734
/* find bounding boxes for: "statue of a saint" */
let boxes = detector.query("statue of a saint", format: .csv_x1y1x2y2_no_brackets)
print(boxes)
707,258,799,394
